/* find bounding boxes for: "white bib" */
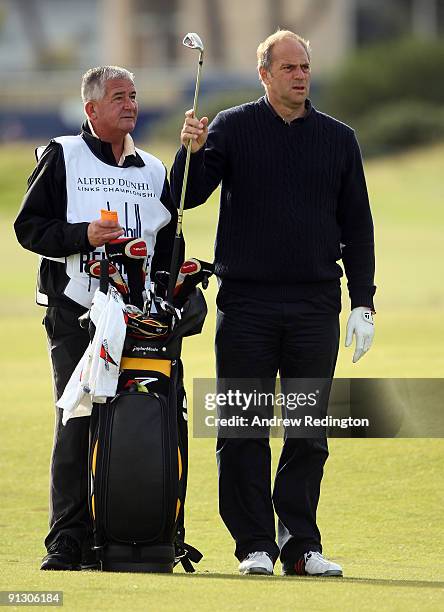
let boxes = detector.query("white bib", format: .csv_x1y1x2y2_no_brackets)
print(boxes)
45,136,171,308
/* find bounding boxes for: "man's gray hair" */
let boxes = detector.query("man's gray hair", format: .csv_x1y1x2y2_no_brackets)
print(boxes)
81,66,135,103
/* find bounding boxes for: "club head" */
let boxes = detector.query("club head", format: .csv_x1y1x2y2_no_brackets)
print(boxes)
183,32,204,52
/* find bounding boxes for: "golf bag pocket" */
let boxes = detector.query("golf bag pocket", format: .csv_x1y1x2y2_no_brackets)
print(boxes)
89,384,181,572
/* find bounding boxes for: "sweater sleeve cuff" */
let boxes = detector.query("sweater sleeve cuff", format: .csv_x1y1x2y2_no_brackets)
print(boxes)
79,222,94,252
349,285,376,312
185,144,205,163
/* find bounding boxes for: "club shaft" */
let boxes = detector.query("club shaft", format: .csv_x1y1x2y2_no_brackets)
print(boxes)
167,48,204,301
176,51,204,239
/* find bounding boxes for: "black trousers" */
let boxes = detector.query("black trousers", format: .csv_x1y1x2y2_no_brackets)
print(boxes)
215,289,340,564
43,306,91,552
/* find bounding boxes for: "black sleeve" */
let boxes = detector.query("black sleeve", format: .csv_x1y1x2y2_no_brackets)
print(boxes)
337,132,376,310
150,173,185,279
170,111,227,209
14,142,91,258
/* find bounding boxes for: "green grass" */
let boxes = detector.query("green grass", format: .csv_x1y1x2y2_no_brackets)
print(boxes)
1,142,443,610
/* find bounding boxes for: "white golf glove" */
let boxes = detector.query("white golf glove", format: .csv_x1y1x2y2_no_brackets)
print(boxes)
345,307,375,363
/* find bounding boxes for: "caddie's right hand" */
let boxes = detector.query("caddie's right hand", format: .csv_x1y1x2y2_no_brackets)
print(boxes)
181,109,209,153
87,219,124,247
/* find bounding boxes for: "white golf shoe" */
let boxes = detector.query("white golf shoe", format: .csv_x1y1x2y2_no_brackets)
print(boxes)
282,551,343,577
238,551,274,575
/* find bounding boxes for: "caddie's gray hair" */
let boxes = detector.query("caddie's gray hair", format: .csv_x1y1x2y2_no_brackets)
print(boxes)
257,29,311,73
81,66,135,103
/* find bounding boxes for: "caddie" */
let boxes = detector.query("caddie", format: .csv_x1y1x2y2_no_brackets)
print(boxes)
14,66,180,571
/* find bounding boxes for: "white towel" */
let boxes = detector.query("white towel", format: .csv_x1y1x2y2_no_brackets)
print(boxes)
57,285,127,424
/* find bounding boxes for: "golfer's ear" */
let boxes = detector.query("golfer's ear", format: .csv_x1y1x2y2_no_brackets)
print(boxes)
258,67,269,86
84,101,96,120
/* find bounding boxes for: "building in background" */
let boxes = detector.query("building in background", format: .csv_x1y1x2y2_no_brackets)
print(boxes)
0,0,443,139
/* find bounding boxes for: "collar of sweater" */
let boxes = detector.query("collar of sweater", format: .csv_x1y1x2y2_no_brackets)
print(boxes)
263,96,313,125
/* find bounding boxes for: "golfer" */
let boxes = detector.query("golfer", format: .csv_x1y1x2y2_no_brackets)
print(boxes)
14,66,179,570
171,30,376,576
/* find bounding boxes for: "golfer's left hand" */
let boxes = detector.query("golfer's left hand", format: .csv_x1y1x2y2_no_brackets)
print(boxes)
345,307,375,363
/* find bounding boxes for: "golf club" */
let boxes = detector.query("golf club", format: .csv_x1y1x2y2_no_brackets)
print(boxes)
125,310,169,339
105,238,148,310
173,258,214,306
166,32,205,302
85,259,130,301
105,237,148,261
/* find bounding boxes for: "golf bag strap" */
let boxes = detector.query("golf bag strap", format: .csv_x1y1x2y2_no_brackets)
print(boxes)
100,259,109,295
174,541,203,573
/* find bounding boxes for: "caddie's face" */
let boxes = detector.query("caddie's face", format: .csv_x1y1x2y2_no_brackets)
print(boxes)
89,78,138,140
260,38,311,109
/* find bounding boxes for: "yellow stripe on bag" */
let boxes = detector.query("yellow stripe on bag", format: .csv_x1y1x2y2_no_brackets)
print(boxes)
92,440,98,477
175,499,181,522
178,447,182,480
120,358,171,377
91,440,98,521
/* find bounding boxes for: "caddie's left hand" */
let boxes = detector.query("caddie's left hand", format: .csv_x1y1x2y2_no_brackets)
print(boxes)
345,307,375,363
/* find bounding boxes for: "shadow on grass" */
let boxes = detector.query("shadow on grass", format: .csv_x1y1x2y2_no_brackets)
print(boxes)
169,573,444,589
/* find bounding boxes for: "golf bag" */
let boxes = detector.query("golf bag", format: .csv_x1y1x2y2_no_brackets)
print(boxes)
86,252,212,573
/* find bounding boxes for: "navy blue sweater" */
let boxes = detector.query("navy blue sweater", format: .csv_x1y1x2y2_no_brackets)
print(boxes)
171,97,375,310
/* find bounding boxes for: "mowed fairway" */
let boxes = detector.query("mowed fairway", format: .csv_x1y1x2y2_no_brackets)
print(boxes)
0,142,443,611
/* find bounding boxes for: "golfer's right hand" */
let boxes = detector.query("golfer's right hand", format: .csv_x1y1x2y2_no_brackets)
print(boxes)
88,219,124,247
181,109,209,153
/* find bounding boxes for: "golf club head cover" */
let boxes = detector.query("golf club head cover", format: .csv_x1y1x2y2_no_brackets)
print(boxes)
125,309,170,339
173,258,214,306
105,238,148,310
105,237,147,261
85,260,130,301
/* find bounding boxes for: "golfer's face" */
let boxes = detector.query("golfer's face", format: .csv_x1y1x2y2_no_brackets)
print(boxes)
265,39,310,108
93,79,138,138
